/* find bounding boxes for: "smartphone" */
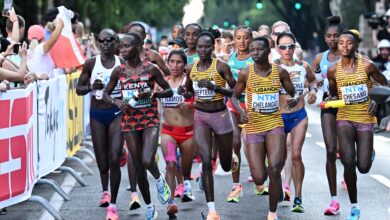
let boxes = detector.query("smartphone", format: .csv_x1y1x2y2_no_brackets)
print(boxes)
3,0,12,15
13,43,20,54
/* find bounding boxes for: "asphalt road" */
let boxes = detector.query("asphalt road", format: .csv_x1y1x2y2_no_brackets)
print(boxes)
2,101,390,220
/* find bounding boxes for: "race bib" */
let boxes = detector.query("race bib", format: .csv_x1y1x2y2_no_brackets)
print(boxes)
340,84,368,104
122,89,152,108
252,93,279,114
160,88,184,108
193,81,216,101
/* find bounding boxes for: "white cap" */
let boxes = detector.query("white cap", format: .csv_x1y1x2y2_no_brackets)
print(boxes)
378,39,390,49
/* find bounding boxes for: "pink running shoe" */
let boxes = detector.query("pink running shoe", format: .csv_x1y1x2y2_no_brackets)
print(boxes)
174,184,184,198
106,206,118,220
324,200,340,215
341,179,348,191
100,192,111,207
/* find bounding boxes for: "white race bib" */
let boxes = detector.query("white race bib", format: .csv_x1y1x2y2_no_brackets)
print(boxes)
340,84,368,104
160,88,185,108
194,81,216,100
252,93,279,114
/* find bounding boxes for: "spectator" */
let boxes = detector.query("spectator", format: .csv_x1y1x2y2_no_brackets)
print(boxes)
258,24,271,36
372,9,390,47
168,36,187,49
171,24,184,39
3,8,24,67
373,39,390,72
220,30,234,57
25,17,64,82
0,42,28,82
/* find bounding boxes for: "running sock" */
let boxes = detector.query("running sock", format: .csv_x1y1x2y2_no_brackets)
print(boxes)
233,182,241,187
207,202,216,212
131,192,138,197
146,203,154,209
268,212,277,218
109,203,116,208
331,196,338,202
351,203,359,209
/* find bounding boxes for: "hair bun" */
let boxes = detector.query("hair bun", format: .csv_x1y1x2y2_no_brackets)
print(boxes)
327,16,341,25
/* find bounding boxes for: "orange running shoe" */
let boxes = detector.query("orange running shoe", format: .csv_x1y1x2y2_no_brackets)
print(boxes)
206,210,221,220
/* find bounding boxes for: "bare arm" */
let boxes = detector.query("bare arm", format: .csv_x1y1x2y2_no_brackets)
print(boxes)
364,58,389,87
150,50,170,76
231,67,249,116
43,18,64,53
304,61,318,104
8,9,19,43
178,64,194,99
311,53,323,85
215,59,236,97
149,64,173,98
76,58,95,96
327,64,338,98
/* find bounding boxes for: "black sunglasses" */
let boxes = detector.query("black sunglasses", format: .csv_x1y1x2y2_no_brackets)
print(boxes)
278,43,296,50
98,37,115,43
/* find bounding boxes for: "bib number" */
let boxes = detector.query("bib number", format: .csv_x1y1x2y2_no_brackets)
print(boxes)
252,93,279,114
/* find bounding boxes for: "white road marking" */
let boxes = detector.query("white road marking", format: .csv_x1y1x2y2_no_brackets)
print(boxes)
316,141,326,149
370,174,390,189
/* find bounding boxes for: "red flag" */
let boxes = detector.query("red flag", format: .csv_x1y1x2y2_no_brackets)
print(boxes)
49,33,85,68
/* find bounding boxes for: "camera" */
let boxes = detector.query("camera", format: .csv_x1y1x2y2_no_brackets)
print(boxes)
364,12,387,29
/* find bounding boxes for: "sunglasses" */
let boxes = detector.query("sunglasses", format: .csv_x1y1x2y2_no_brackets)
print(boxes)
278,43,296,50
98,37,115,43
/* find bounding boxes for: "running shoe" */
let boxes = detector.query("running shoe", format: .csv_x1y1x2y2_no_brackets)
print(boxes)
283,186,291,202
291,197,305,213
166,200,178,217
174,183,184,198
267,213,279,220
128,194,141,210
99,192,111,207
254,184,269,195
345,206,360,220
231,153,239,172
145,205,158,220
182,183,195,202
156,175,171,204
206,210,221,220
227,185,243,203
324,200,340,215
106,206,118,220
342,179,348,191
119,148,128,167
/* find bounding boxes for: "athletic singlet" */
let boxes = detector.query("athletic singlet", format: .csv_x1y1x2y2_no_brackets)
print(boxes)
245,63,284,134
228,52,253,103
190,58,225,102
185,49,199,65
336,55,376,124
90,55,121,98
317,50,339,93
159,76,186,108
275,59,306,95
119,61,159,131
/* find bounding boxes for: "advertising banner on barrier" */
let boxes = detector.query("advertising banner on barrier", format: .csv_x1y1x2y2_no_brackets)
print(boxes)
0,84,38,209
67,72,84,156
37,76,68,178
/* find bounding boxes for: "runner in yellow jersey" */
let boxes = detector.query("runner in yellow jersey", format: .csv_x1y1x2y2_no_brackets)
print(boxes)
179,31,236,220
232,37,298,220
328,31,389,220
